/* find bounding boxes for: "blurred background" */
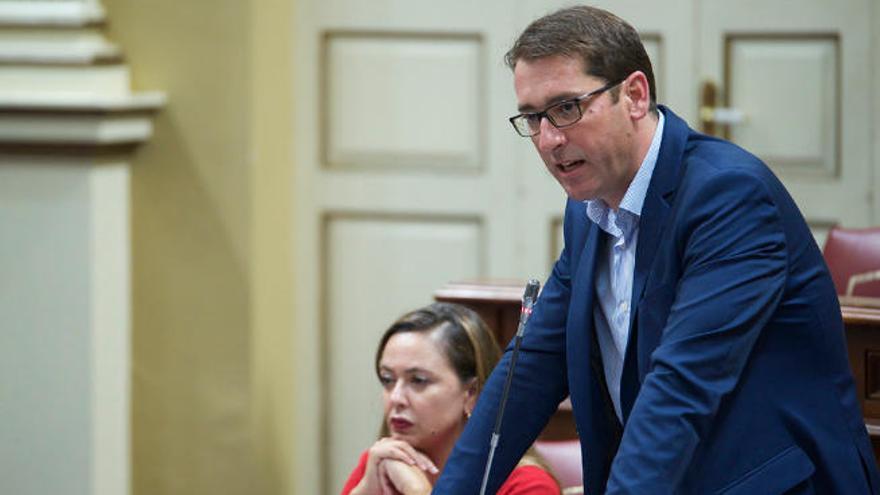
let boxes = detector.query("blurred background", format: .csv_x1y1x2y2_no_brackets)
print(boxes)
1,0,878,494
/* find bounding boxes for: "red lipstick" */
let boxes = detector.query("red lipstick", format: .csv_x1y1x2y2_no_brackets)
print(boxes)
389,417,413,431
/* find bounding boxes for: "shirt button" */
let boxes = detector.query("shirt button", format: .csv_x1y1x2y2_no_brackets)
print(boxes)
619,301,629,313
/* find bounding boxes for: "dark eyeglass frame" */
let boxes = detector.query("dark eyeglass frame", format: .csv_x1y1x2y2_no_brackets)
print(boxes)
508,78,625,137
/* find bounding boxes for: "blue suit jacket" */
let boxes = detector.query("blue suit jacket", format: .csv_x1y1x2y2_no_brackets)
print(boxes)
435,108,880,494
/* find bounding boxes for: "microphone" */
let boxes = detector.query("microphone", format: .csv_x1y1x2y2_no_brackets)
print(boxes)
479,279,541,495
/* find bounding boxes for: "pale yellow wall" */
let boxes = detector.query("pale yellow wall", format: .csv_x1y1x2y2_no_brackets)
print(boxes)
249,1,297,495
103,0,296,494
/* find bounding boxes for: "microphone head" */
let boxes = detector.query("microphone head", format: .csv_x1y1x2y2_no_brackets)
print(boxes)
523,279,540,303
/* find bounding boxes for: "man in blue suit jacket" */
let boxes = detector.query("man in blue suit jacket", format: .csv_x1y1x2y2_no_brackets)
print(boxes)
435,6,880,494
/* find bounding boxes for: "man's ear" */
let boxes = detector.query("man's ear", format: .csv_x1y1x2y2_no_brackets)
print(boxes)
622,70,651,119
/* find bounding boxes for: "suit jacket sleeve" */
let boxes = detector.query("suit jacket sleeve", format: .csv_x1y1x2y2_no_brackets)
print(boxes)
432,200,581,494
606,166,788,493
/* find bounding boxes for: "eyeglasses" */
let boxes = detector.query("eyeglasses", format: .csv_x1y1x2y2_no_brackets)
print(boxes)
508,78,624,137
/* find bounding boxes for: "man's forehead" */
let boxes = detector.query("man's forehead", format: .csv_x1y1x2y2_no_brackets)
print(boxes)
513,56,598,111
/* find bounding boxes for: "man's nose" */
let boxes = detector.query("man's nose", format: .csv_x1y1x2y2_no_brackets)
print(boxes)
536,117,566,153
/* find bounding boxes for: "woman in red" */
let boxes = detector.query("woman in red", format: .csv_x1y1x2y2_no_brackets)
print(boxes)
341,303,559,495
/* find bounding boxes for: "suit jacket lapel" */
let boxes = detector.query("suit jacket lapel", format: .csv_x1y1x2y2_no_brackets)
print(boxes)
568,220,601,395
630,107,685,315
621,107,687,421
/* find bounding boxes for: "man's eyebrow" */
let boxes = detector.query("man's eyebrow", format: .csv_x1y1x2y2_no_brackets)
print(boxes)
517,92,585,113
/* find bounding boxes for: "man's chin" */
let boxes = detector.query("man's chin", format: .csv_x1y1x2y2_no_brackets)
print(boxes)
565,190,595,202
557,181,595,202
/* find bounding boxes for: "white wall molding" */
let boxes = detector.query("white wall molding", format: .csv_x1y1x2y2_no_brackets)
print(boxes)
0,1,105,27
0,2,162,494
0,35,121,65
0,92,165,148
0,2,119,65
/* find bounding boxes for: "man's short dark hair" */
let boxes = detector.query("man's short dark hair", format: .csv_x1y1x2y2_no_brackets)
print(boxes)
505,5,657,110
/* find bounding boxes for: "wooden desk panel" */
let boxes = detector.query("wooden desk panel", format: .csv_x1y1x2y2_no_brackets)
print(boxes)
840,296,880,463
434,280,524,347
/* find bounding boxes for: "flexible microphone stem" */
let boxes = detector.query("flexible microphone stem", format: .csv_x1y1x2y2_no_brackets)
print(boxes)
478,279,541,495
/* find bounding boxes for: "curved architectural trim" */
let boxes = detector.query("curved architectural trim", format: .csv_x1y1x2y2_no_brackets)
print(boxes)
0,38,121,65
0,91,165,112
0,1,104,27
0,91,165,149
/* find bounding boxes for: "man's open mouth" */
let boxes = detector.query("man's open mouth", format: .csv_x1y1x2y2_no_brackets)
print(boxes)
557,159,585,172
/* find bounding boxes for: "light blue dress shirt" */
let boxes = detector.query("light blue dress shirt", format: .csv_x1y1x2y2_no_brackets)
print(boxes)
586,110,665,421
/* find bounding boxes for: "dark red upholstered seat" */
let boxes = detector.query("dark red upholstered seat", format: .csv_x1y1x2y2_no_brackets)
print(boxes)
823,226,880,297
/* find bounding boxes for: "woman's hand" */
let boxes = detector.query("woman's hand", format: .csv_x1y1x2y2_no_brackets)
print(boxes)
380,458,433,495
350,438,438,495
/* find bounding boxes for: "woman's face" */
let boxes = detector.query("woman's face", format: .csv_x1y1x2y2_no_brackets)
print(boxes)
379,330,476,458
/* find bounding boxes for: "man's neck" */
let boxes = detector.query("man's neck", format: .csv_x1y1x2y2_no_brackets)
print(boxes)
606,110,661,211
632,109,660,174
